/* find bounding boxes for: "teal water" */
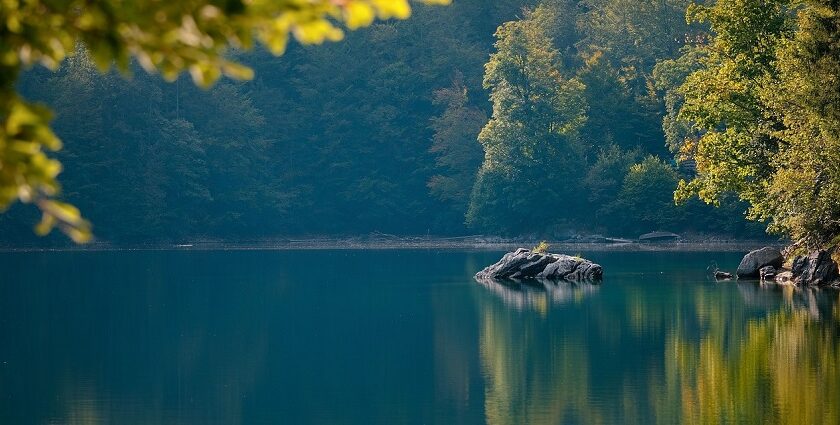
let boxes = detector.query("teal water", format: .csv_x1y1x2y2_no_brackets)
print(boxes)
1,250,838,424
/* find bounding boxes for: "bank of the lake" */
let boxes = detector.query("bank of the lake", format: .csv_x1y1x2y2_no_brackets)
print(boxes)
0,235,781,253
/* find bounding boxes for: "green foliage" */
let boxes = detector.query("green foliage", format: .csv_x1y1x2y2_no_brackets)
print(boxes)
579,0,696,71
467,9,588,234
760,0,840,247
428,72,486,213
0,0,449,242
462,0,757,238
612,156,681,234
2,0,533,243
672,0,840,247
652,46,704,154
0,0,774,244
674,0,792,207
576,53,636,149
583,144,643,225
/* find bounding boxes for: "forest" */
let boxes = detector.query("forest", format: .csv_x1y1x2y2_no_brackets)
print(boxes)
1,0,836,246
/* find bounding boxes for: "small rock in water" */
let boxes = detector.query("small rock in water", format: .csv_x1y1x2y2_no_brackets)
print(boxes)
791,250,839,286
475,248,602,282
736,247,784,278
759,265,777,281
714,271,733,280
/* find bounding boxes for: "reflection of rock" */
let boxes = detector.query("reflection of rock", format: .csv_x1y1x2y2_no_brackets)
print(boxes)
475,275,599,310
791,250,839,287
737,281,838,320
736,282,787,310
737,247,784,278
475,248,603,281
775,271,794,284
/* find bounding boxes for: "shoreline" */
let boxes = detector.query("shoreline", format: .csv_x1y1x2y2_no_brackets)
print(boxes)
0,237,782,253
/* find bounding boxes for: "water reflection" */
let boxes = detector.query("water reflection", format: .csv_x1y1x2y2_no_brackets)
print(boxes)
660,283,840,424
477,285,598,424
1,251,839,424
475,276,599,312
0,251,278,425
474,264,840,424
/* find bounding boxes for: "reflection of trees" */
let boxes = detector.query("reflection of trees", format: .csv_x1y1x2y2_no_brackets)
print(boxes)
477,284,603,425
656,286,840,425
431,270,483,425
474,268,840,425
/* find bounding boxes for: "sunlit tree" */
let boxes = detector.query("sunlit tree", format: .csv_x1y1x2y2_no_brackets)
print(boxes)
672,0,840,247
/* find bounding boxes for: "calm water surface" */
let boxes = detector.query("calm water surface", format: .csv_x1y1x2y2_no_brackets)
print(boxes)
1,250,838,424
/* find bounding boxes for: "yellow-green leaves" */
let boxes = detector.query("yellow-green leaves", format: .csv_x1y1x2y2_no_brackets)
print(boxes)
671,0,840,247
532,240,550,253
34,199,92,243
0,96,90,241
0,0,450,242
0,98,62,206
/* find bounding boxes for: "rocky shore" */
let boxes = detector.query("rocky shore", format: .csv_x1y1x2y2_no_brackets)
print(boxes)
734,246,839,287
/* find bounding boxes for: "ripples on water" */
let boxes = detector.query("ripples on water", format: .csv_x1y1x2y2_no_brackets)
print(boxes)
0,250,838,424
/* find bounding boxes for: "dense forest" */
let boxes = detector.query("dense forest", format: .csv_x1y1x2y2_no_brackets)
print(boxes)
5,0,834,245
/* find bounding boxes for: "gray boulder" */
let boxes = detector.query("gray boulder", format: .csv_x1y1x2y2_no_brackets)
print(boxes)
475,248,603,282
737,247,784,278
791,250,839,286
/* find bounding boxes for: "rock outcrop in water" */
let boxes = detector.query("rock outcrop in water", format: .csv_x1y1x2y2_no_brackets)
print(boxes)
475,248,603,282
737,247,784,278
791,250,839,286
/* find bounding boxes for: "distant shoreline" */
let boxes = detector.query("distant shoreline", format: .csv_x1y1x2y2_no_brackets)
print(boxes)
0,237,783,253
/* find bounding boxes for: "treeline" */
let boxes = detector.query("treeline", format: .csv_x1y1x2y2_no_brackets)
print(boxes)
0,0,772,244
460,0,758,236
662,0,840,250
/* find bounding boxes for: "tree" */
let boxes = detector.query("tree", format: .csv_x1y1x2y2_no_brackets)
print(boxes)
761,0,840,246
672,0,840,247
0,0,449,242
578,0,696,91
611,156,681,235
576,52,639,149
652,46,704,154
582,144,642,229
466,7,587,234
674,0,792,208
427,72,486,217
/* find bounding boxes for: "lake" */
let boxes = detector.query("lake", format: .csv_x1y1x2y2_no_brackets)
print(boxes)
1,249,838,424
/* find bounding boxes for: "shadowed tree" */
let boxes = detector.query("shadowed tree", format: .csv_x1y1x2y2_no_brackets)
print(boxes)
467,8,587,234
